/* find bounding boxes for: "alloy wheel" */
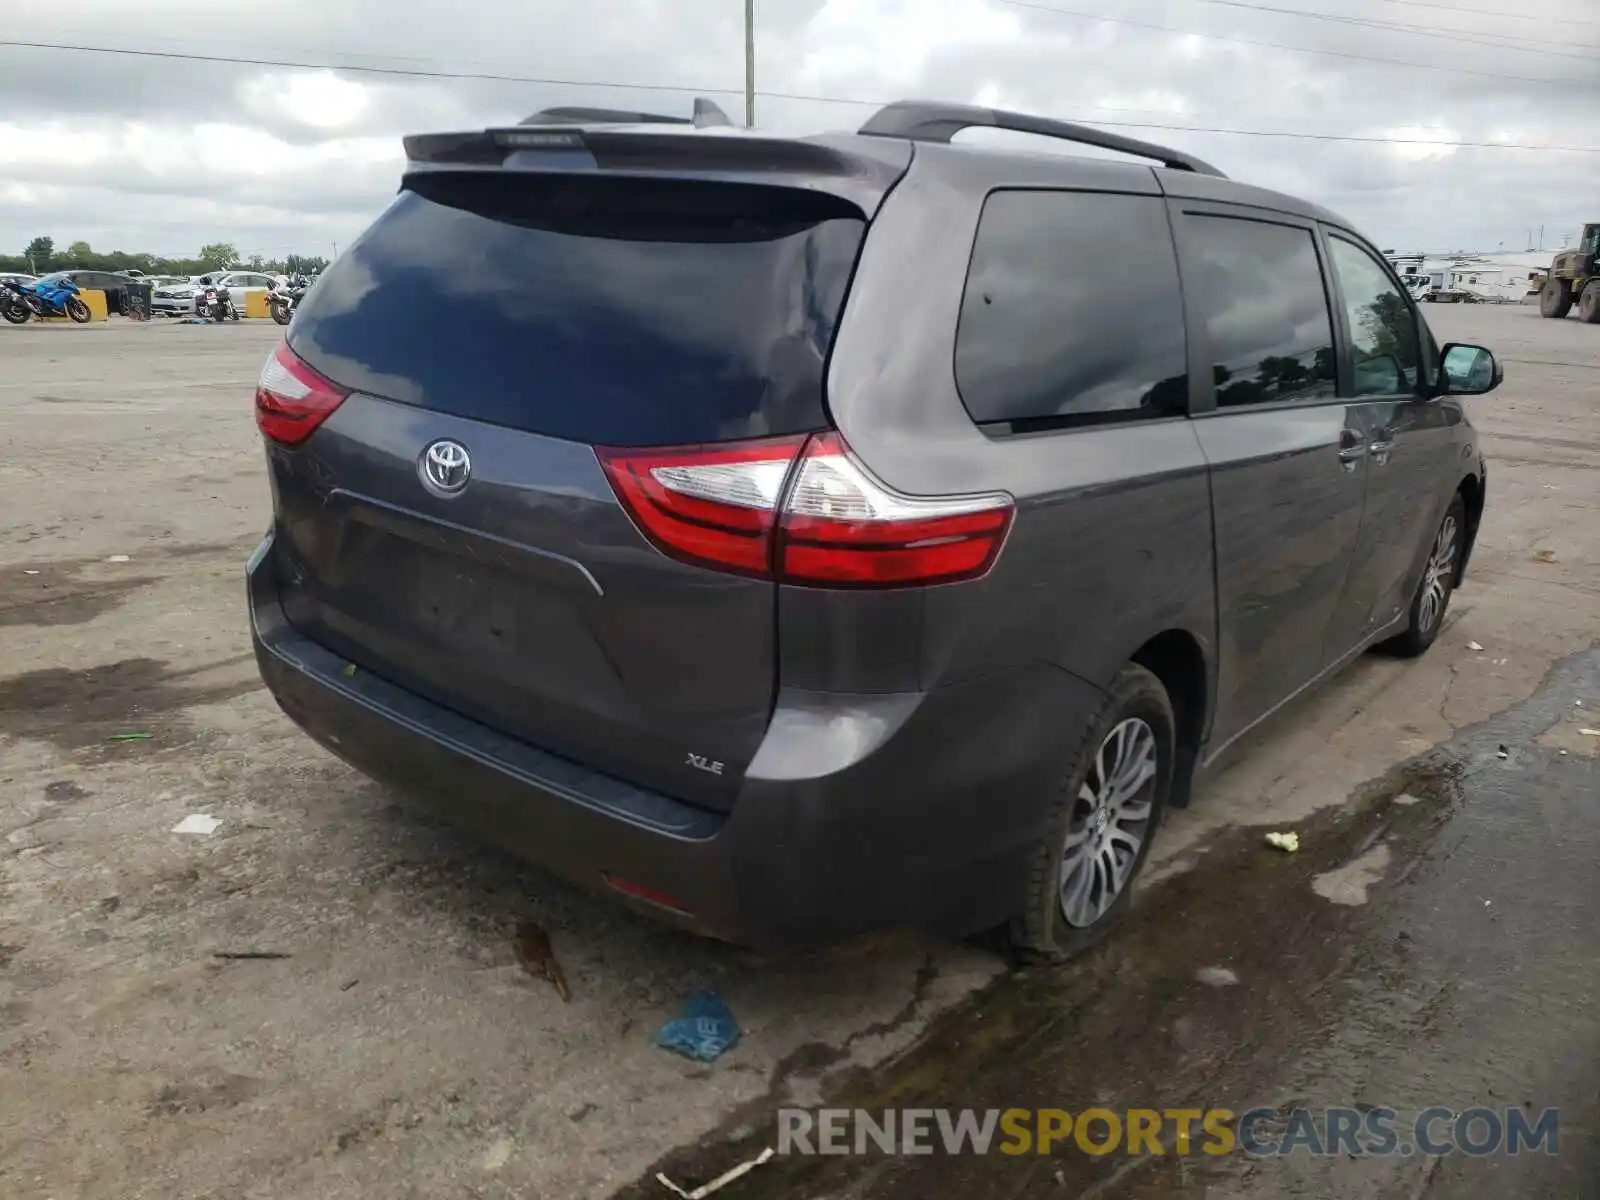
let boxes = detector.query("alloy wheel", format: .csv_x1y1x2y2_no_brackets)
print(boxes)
1060,717,1157,928
1419,513,1459,634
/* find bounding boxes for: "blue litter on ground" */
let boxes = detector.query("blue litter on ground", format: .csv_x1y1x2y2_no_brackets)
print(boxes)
656,989,740,1063
177,317,214,325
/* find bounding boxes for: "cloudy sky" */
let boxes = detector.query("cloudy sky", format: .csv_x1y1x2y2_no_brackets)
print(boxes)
2,0,1597,261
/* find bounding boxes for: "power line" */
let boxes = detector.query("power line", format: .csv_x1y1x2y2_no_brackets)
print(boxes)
0,39,730,95
4,38,1599,153
1153,0,1598,58
1368,0,1600,30
993,0,1598,86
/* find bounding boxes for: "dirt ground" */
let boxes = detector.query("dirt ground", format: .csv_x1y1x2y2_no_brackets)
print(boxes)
1,305,1596,1199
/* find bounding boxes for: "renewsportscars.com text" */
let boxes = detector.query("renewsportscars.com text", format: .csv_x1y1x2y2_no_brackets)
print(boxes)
777,1106,1559,1158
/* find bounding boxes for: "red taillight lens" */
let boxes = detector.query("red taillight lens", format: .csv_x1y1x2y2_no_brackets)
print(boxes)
598,431,1013,588
778,433,1013,586
255,342,349,447
596,436,807,577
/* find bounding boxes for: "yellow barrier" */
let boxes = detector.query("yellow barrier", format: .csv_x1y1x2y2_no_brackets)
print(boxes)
40,288,109,322
244,290,272,319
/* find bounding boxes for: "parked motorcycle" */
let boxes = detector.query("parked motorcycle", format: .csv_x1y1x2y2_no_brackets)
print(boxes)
1,280,31,324
267,277,307,326
198,286,239,322
20,277,92,323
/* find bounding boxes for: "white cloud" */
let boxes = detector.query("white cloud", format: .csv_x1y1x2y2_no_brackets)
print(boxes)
0,0,1596,257
1379,124,1462,163
243,69,373,131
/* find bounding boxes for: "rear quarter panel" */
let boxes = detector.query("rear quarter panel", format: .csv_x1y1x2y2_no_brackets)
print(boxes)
817,149,1216,700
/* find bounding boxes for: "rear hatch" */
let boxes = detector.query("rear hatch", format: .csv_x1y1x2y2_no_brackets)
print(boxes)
266,147,888,809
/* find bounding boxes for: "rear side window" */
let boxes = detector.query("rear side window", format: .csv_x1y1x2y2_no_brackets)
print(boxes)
955,190,1188,431
1181,214,1336,407
1327,236,1423,397
290,176,866,446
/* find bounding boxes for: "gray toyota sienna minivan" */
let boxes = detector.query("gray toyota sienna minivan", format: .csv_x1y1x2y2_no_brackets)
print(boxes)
249,100,1499,957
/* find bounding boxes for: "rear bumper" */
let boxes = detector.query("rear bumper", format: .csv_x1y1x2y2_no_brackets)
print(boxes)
249,534,1102,946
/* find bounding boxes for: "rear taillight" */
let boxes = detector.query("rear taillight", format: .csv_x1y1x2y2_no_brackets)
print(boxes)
597,432,1013,588
777,433,1014,585
255,342,349,447
597,436,803,578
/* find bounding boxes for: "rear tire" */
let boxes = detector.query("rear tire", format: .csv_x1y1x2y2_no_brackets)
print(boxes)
1381,494,1465,659
66,298,91,323
1009,663,1174,962
1540,278,1573,318
2,300,27,324
270,301,290,326
1578,283,1600,324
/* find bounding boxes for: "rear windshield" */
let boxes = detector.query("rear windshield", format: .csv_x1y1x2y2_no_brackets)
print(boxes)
290,175,866,446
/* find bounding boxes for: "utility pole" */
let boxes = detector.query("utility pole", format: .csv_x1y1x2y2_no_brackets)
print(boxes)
744,0,755,128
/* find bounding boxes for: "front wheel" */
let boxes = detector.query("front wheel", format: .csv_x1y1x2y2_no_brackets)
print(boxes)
1578,282,1600,324
65,297,91,323
1010,663,1174,962
270,301,290,325
1540,278,1573,319
1382,495,1465,659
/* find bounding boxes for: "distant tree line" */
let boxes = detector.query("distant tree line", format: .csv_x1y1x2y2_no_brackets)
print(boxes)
1,236,328,278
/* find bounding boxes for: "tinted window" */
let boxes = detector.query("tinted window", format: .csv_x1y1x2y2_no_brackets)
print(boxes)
291,178,865,446
1328,237,1422,397
1183,215,1335,407
955,190,1188,429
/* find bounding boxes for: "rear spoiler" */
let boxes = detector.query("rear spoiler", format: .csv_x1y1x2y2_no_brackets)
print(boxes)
517,98,733,128
400,123,913,219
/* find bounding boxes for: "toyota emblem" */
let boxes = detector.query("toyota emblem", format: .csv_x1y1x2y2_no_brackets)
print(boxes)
419,439,472,496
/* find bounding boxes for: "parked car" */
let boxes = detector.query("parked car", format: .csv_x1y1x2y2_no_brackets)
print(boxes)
248,100,1499,955
194,271,276,314
145,276,191,316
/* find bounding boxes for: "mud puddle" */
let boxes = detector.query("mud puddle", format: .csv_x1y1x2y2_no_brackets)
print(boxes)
621,649,1600,1200
617,755,1464,1200
0,540,248,628
0,654,259,759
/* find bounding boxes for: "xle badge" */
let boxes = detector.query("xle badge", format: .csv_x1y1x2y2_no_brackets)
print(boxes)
686,753,725,777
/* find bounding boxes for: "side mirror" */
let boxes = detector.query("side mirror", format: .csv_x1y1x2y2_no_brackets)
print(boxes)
1438,343,1502,397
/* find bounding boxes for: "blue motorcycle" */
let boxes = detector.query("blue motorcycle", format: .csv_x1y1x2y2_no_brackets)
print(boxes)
20,277,92,323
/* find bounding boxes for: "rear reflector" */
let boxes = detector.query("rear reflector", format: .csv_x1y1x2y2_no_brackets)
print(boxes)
602,873,691,914
597,432,1012,588
255,342,349,447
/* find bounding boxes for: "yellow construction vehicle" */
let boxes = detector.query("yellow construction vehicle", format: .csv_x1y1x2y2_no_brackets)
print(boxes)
1538,224,1600,322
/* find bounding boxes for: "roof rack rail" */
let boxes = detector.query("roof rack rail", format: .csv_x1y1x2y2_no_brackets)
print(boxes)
520,98,734,129
856,100,1226,178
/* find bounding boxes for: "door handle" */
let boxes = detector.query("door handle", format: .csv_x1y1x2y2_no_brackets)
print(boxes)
1337,430,1367,471
1369,438,1396,465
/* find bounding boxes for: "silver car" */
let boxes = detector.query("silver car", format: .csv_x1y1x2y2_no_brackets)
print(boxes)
149,276,198,317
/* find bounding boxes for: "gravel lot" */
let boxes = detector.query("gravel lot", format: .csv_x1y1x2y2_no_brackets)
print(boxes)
2,306,1596,1199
